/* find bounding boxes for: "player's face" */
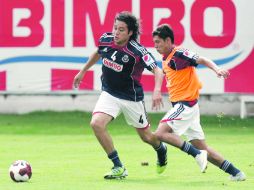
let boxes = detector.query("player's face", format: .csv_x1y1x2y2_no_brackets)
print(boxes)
153,36,172,55
113,20,133,46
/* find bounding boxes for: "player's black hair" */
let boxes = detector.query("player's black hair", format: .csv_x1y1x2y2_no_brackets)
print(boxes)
115,11,140,41
152,24,174,43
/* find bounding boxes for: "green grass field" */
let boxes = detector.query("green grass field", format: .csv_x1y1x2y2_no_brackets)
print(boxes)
0,111,253,190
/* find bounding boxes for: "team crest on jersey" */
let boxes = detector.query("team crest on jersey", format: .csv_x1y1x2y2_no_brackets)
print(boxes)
102,58,123,72
142,54,154,65
122,55,129,62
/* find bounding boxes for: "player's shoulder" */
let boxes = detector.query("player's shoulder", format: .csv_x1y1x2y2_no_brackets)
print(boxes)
128,40,157,67
98,32,114,45
128,40,148,56
174,46,185,54
175,47,198,58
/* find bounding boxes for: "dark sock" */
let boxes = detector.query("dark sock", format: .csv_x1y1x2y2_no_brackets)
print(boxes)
181,141,201,157
220,160,240,176
155,142,167,165
108,150,123,167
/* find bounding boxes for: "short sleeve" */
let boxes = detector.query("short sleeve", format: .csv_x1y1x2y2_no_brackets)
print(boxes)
169,48,199,70
181,49,199,67
141,52,157,71
97,33,113,55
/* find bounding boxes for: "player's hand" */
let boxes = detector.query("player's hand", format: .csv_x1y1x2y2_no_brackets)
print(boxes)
152,90,163,111
216,68,230,79
73,71,85,89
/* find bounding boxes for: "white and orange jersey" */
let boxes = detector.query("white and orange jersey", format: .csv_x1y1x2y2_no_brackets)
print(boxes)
162,46,202,102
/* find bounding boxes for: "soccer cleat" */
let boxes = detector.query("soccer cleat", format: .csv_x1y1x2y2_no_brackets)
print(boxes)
156,143,167,174
230,171,246,181
157,164,167,174
195,150,208,173
104,166,128,179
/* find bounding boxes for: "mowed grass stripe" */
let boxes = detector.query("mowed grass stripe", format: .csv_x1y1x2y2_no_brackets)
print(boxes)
0,112,253,190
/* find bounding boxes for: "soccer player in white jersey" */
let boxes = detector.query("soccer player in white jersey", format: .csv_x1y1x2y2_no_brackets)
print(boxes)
73,12,167,179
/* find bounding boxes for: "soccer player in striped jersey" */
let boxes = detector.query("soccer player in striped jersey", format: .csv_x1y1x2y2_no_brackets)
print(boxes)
152,24,246,181
73,12,167,179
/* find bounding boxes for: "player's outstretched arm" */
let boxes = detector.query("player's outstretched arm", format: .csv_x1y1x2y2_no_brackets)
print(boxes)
73,50,101,89
197,56,230,79
151,67,164,110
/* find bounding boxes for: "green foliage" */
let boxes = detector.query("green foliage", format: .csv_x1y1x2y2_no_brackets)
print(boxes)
0,111,253,190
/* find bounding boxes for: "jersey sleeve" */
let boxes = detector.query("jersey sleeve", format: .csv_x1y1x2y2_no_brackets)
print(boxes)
170,48,199,70
141,51,157,71
181,48,199,67
97,33,113,55
129,40,158,71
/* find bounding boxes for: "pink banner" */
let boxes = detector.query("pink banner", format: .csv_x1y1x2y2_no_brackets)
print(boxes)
51,69,93,91
0,71,6,91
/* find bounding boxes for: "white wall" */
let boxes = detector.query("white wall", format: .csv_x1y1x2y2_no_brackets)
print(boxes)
1,93,253,117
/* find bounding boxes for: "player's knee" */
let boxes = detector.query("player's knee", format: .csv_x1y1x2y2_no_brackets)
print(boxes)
140,136,150,144
140,134,153,144
154,130,164,141
90,119,103,131
191,140,208,150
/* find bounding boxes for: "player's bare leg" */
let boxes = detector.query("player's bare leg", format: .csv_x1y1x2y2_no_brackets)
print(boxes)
90,113,127,179
191,139,246,181
190,139,224,166
155,123,184,148
155,123,208,172
136,127,160,147
90,113,115,154
136,127,167,174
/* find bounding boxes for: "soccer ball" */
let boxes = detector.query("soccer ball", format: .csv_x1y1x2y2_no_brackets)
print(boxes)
9,160,32,182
